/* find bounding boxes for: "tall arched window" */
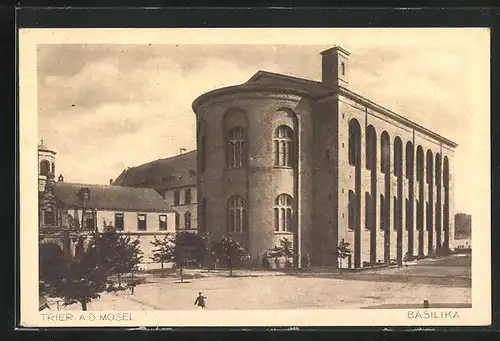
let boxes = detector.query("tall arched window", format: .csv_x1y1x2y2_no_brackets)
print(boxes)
198,119,207,173
227,127,246,169
228,196,247,233
40,160,50,176
184,211,192,230
381,131,390,173
348,119,361,166
435,153,442,187
426,150,434,185
365,192,373,230
394,137,403,177
406,142,414,179
366,125,377,171
274,125,293,167
348,190,356,231
416,146,424,181
380,194,385,231
274,194,293,232
443,157,450,246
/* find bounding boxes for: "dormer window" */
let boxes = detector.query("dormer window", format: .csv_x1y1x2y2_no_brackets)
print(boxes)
78,188,91,204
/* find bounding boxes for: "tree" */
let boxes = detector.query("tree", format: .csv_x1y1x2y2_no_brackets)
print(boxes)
267,237,296,269
40,222,145,311
336,238,353,273
94,221,143,288
171,232,205,282
150,234,174,277
150,232,203,282
211,235,249,277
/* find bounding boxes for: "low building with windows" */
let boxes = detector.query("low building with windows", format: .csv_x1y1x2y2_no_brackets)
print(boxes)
192,45,458,269
38,142,176,268
113,150,198,234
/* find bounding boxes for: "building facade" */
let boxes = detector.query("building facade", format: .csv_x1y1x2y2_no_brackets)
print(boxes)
38,142,176,267
192,46,457,269
113,150,198,234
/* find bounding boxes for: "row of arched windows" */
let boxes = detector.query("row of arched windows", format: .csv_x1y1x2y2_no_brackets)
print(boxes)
348,118,451,255
348,119,450,187
225,125,295,169
226,194,294,234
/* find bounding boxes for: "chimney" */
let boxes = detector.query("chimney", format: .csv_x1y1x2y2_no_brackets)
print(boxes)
320,46,350,87
109,178,113,185
58,174,64,182
179,148,187,155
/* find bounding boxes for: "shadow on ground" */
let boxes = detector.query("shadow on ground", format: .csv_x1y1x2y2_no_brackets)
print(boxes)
362,303,472,309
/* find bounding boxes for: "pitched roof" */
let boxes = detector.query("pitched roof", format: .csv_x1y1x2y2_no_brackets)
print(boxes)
192,70,334,111
193,70,457,148
53,182,175,212
112,150,197,190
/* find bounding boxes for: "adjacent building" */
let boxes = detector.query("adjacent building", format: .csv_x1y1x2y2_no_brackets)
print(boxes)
113,150,198,234
38,141,176,266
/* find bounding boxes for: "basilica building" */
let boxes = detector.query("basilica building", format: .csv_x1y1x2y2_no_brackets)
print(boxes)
115,45,457,269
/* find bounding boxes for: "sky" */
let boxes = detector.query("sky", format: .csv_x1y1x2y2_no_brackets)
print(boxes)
36,29,490,215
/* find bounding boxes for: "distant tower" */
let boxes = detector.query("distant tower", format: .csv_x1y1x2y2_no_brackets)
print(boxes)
38,139,57,192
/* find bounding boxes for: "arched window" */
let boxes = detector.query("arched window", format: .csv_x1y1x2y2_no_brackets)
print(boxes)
274,125,293,167
406,142,414,179
381,131,390,173
228,196,246,233
435,153,442,187
274,194,293,232
227,127,246,169
394,137,403,177
348,119,361,166
184,211,192,230
416,146,424,181
380,194,385,231
365,192,373,230
366,125,377,171
426,150,434,185
348,190,357,231
40,160,50,176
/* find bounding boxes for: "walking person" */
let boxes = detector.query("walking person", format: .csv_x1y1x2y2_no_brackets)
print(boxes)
194,291,206,309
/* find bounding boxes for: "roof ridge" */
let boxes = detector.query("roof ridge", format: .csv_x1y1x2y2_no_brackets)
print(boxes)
248,70,327,87
129,150,197,169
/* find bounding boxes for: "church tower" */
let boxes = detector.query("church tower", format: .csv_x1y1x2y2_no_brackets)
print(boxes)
38,139,57,192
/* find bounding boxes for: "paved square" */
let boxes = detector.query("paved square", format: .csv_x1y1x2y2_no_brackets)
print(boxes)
52,254,471,311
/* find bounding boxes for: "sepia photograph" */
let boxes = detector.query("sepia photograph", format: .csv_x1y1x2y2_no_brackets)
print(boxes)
19,28,490,327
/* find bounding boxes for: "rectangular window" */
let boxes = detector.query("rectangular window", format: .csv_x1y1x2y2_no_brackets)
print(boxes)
83,210,95,230
137,214,147,231
185,188,192,204
115,213,124,231
174,190,180,206
175,212,180,230
44,211,55,226
159,215,167,230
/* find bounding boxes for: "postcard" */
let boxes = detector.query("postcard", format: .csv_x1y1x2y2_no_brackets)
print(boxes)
18,27,490,327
